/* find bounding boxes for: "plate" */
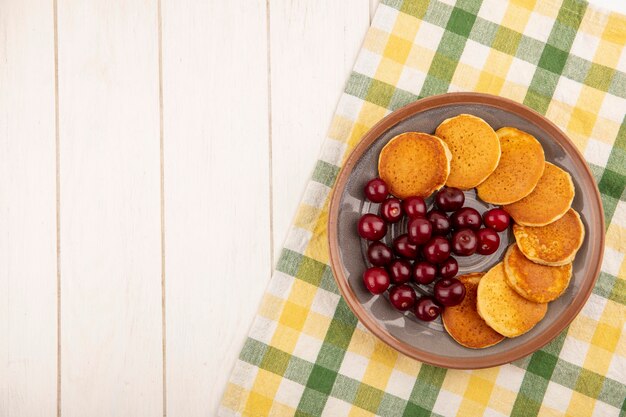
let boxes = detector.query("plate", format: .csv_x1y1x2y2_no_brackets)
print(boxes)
328,93,605,369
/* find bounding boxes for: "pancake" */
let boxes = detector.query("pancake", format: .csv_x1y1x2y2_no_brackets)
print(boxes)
442,273,505,349
378,132,451,199
435,114,501,189
513,208,585,266
503,162,574,226
504,243,573,303
477,263,548,338
477,127,545,204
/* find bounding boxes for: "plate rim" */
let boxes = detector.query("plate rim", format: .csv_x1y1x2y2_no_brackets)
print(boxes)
327,92,605,369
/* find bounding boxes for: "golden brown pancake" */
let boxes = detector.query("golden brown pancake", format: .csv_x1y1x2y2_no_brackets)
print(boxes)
503,162,574,226
504,244,573,303
513,208,585,266
477,263,548,338
378,132,451,199
442,273,505,348
435,114,501,189
477,127,545,205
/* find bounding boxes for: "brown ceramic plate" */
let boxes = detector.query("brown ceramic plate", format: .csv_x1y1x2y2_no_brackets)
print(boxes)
328,92,604,369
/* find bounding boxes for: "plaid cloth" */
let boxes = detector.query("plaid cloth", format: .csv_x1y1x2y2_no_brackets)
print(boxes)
219,0,626,415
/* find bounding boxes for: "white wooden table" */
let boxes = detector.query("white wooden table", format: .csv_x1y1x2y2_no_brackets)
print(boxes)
1,1,624,416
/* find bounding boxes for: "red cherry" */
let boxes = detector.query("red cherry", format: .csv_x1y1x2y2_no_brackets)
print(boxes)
414,296,442,321
363,267,390,294
388,259,412,284
422,236,451,264
367,242,394,266
357,214,387,241
393,234,419,259
434,277,466,306
476,228,500,255
364,178,388,203
438,257,458,279
408,217,433,245
451,228,478,256
413,261,437,285
451,207,482,231
380,198,403,223
483,208,511,232
435,187,465,212
389,284,417,311
402,196,427,219
427,210,452,235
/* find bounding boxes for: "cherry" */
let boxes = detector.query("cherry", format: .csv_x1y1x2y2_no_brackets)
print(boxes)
434,277,466,306
393,234,419,259
364,178,388,203
363,267,390,294
422,236,451,264
402,196,427,219
476,228,500,255
389,284,417,311
367,242,393,266
358,214,387,241
483,208,511,232
414,296,442,321
388,259,412,284
427,210,452,235
380,198,403,223
451,207,482,231
408,217,432,245
451,228,478,256
435,187,465,212
438,257,459,279
413,261,437,285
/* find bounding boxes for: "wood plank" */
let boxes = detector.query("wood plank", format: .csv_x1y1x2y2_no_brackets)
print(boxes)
0,1,57,416
57,1,162,415
269,0,370,262
161,1,271,415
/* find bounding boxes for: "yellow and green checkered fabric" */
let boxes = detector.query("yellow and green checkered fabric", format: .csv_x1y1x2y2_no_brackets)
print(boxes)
219,0,626,415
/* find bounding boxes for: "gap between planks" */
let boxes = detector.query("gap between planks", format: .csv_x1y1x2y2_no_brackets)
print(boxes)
266,0,275,270
53,0,61,415
158,0,167,414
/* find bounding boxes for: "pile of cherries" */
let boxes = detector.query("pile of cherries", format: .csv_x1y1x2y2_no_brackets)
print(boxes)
358,177,510,322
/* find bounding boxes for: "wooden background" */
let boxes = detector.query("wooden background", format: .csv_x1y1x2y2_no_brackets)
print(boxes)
1,0,623,416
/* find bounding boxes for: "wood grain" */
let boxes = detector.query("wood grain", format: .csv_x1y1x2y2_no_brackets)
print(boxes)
269,0,370,262
160,1,271,415
0,1,57,416
57,0,163,415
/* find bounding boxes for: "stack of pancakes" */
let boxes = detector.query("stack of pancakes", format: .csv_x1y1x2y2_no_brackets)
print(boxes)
467,203,584,344
378,115,585,349
472,128,584,343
